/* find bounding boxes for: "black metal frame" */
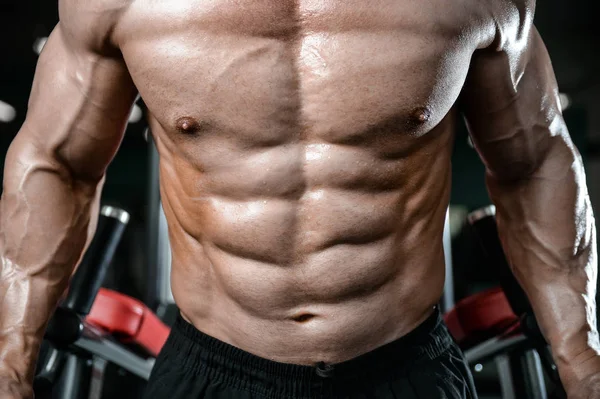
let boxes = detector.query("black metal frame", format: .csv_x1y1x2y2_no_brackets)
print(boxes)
145,130,161,310
34,206,131,399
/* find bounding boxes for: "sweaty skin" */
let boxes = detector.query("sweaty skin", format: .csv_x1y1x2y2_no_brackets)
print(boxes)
1,0,599,398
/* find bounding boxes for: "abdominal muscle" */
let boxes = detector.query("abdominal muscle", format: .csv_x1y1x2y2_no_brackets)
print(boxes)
156,124,452,365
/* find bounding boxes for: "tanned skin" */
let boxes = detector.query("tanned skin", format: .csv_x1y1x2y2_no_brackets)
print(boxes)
1,0,599,398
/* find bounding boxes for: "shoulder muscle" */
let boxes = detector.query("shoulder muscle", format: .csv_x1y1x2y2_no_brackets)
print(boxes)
480,0,535,52
58,0,133,54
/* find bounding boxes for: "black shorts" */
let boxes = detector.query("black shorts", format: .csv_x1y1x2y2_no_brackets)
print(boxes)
143,308,477,398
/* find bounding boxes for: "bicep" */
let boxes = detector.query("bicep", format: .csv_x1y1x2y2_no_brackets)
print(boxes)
461,27,569,182
20,22,137,181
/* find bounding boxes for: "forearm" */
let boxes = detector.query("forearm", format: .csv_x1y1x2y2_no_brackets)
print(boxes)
487,138,600,385
0,134,102,383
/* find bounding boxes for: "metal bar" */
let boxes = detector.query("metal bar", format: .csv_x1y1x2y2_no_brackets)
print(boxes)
54,353,93,399
63,206,130,316
464,335,528,365
495,354,516,399
157,202,174,304
88,357,108,399
441,208,454,313
74,338,155,380
509,349,547,399
146,131,161,308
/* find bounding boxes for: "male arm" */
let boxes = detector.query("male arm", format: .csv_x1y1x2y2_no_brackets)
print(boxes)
461,4,600,397
0,1,137,397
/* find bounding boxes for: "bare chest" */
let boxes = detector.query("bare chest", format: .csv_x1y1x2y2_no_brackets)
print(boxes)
116,0,486,146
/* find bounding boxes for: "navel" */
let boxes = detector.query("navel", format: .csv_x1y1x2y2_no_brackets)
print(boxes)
175,116,203,135
291,313,316,323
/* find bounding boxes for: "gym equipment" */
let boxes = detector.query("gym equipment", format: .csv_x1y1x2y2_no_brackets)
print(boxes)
34,205,170,399
445,205,566,399
441,208,455,313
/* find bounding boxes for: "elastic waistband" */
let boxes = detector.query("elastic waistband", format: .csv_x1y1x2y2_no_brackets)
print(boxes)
164,307,452,398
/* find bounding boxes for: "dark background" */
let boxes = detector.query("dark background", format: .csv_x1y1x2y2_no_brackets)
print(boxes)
0,0,599,299
0,2,599,397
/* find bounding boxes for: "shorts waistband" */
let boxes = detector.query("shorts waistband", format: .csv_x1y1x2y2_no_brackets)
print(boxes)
164,307,452,398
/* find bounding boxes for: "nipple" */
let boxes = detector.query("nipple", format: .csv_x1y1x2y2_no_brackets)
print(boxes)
175,116,202,135
410,107,432,124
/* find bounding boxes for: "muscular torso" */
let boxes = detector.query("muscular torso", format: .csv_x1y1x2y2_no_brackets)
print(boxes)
114,0,494,364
